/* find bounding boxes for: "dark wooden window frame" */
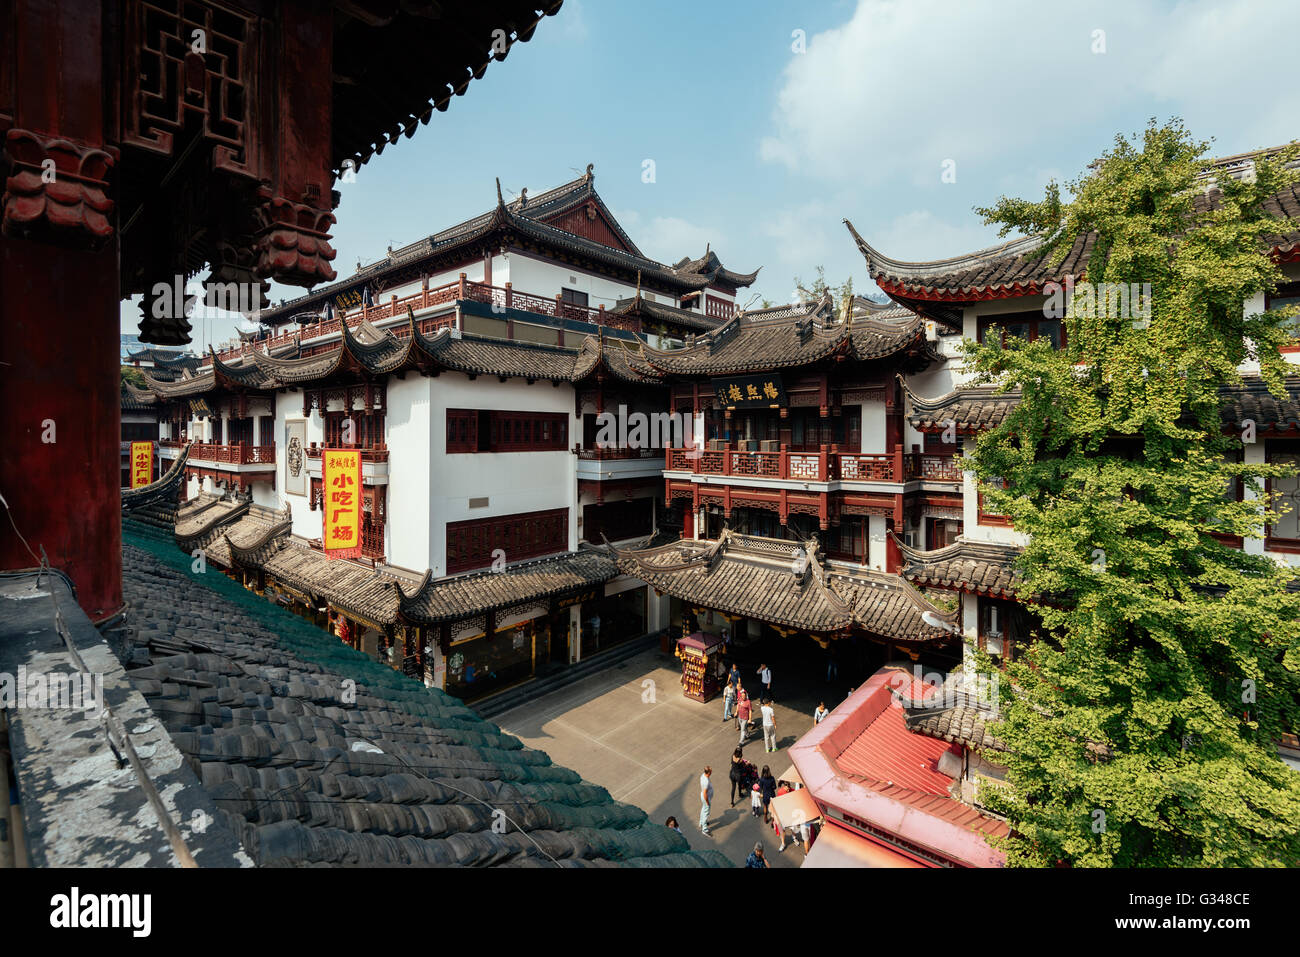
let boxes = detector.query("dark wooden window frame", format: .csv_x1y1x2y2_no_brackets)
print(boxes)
446,507,569,574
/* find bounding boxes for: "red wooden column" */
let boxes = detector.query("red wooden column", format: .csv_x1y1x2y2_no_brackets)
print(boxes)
0,0,122,621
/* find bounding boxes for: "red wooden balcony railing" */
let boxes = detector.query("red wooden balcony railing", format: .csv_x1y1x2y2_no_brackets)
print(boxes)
361,521,385,561
189,442,276,465
664,444,966,484
202,274,643,365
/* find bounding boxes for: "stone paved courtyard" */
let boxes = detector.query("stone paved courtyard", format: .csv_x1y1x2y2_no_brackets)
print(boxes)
496,640,855,868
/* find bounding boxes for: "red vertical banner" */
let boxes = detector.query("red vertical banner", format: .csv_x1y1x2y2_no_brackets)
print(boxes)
130,441,154,488
323,448,362,558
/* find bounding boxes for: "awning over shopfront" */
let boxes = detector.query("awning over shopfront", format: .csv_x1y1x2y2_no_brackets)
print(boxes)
802,820,926,868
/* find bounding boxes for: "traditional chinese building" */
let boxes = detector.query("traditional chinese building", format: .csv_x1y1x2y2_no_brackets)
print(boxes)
126,168,759,703
2,0,565,621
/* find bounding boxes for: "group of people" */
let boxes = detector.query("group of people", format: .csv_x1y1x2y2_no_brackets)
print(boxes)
684,657,836,862
721,662,780,752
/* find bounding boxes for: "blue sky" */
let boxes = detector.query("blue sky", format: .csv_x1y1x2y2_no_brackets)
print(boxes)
132,0,1298,349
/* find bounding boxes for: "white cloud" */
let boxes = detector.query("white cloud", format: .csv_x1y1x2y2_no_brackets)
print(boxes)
760,0,1297,189
613,207,725,266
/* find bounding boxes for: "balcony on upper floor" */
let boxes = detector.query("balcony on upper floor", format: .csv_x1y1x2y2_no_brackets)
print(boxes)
305,444,390,485
202,276,644,366
663,444,963,486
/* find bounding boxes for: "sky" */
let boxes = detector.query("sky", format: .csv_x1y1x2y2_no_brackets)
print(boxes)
125,0,1300,351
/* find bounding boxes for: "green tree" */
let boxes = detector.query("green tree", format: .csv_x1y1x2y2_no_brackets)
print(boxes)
793,265,855,316
965,119,1300,867
121,364,147,389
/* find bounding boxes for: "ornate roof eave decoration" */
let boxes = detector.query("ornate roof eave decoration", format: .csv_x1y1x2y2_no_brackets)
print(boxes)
610,531,854,633
843,218,1092,307
610,294,726,334
396,548,619,626
174,497,250,551
209,348,276,393
899,376,1024,433
338,310,413,375
894,533,1024,599
411,324,581,382
122,442,191,510
142,367,218,399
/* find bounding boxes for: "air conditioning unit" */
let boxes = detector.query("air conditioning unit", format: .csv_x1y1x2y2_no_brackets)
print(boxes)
903,531,918,548
737,439,757,452
707,439,727,451
759,440,780,452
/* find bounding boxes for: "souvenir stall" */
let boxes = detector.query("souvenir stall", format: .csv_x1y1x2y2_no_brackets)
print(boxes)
676,632,724,702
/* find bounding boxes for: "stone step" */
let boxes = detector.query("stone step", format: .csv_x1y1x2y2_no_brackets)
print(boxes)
472,631,663,720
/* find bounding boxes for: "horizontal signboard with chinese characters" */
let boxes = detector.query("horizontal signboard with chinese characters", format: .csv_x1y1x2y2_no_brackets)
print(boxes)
323,449,362,559
711,374,786,409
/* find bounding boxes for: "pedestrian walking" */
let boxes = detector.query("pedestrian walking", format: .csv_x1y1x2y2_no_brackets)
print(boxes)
746,841,769,868
814,701,829,726
758,766,777,824
761,697,777,752
727,663,741,692
698,766,713,835
825,646,838,683
729,747,746,807
722,678,737,722
665,817,681,833
756,662,772,698
736,690,752,744
750,781,763,818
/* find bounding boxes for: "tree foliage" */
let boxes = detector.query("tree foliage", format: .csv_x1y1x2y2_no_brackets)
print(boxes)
965,119,1300,867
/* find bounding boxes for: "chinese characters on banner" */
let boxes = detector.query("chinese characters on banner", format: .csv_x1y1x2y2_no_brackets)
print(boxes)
323,449,362,559
710,373,787,409
129,441,154,488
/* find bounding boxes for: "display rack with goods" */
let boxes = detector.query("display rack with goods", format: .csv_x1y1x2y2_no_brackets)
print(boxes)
676,632,723,702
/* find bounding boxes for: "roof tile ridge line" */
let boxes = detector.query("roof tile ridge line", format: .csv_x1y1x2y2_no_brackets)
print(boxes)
176,498,250,543
804,544,853,618
843,217,1045,276
882,568,961,621
123,441,190,502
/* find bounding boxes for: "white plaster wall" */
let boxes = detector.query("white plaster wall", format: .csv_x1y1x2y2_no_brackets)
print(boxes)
386,376,432,572
867,514,887,570
274,389,325,540
427,372,578,576
504,251,652,311
860,399,886,454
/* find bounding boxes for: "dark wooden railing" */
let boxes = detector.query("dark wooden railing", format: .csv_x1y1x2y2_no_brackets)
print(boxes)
189,442,276,465
663,444,965,484
202,273,642,365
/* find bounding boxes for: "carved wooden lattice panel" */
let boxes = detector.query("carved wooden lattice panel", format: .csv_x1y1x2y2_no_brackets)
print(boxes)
125,0,256,174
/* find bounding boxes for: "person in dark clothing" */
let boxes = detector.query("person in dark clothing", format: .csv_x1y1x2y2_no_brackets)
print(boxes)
758,766,778,824
745,842,768,868
729,747,747,807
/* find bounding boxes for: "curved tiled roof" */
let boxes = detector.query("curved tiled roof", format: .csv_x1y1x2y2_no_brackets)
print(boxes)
669,248,760,289
121,521,726,868
121,382,156,410
896,535,1023,598
398,549,618,625
259,168,743,323
413,326,582,381
902,379,1023,433
626,298,934,377
121,442,190,510
904,375,1300,435
612,531,957,641
610,295,725,334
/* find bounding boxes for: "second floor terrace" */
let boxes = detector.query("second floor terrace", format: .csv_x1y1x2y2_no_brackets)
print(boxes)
664,443,962,484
